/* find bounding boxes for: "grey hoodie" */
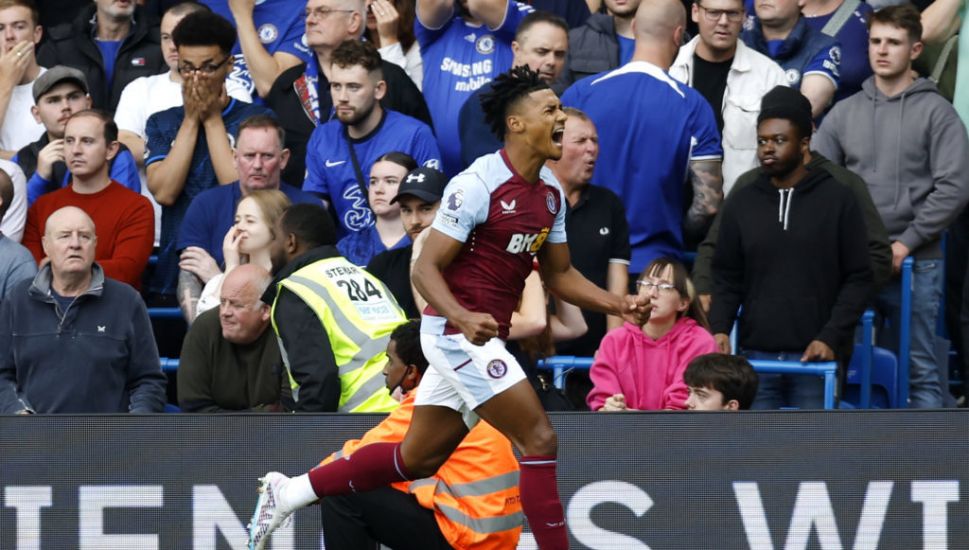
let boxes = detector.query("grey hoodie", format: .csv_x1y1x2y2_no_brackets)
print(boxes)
813,77,969,258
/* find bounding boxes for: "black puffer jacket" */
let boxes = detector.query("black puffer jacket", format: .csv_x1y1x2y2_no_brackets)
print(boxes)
554,13,619,93
37,4,164,113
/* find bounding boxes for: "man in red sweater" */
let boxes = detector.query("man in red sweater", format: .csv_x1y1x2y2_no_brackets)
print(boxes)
21,110,153,288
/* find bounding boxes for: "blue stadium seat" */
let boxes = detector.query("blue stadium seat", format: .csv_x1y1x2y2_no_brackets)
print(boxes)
160,357,179,374
843,346,898,409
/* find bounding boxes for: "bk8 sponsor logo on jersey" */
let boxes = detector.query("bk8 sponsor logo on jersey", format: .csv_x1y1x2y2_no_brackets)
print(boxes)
505,227,550,254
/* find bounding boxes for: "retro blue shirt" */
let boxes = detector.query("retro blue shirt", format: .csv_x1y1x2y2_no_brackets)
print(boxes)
203,0,312,99
562,61,723,273
303,110,441,236
176,181,320,266
144,98,273,295
415,1,532,176
742,15,841,91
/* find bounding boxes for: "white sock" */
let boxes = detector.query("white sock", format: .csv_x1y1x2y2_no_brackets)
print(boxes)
279,473,318,511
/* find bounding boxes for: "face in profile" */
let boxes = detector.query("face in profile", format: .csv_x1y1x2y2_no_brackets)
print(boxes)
234,197,275,255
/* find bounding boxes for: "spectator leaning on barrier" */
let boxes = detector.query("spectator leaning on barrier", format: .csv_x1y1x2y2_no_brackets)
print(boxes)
178,264,289,412
709,86,872,410
415,0,533,176
263,0,432,186
812,4,969,408
0,168,34,301
21,110,154,289
303,39,441,237
15,66,141,206
683,353,759,410
562,0,723,275
37,0,164,113
741,0,841,117
0,0,45,158
556,0,641,91
176,115,319,321
459,10,569,168
587,258,716,412
366,165,448,319
0,206,167,414
669,0,788,195
264,202,403,413
144,10,272,301
547,107,630,359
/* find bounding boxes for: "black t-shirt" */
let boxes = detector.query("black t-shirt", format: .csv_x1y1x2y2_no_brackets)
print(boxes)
367,245,419,319
692,54,733,134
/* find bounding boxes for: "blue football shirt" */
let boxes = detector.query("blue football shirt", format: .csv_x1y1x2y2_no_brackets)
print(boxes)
144,98,273,295
562,61,723,273
303,110,442,236
203,0,313,99
415,1,532,176
804,2,872,102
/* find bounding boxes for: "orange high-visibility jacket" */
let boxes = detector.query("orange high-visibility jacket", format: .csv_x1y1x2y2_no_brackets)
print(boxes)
322,394,523,549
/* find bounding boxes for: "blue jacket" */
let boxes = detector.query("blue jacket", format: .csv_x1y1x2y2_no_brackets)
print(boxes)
0,264,166,413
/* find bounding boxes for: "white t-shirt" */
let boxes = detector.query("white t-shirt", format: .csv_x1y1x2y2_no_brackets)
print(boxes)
115,71,251,245
0,68,46,152
0,158,28,243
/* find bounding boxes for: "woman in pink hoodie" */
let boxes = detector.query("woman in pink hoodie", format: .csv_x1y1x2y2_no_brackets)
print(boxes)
587,257,716,411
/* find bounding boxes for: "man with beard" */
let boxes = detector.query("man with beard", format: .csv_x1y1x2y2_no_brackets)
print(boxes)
303,39,440,237
708,85,872,409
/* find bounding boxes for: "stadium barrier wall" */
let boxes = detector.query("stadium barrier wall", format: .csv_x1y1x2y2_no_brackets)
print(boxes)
2,410,968,549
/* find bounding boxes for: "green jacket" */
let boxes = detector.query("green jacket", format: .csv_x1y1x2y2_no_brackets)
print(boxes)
693,152,892,295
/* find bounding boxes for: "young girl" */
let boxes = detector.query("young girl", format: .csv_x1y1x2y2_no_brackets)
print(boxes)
337,152,415,266
195,189,290,319
587,257,717,411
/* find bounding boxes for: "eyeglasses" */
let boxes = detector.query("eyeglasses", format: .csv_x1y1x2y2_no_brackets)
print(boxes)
178,56,231,76
637,281,677,293
305,7,355,19
697,5,744,22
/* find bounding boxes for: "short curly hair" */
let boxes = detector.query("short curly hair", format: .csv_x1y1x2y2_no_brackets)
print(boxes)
331,39,383,77
479,65,550,140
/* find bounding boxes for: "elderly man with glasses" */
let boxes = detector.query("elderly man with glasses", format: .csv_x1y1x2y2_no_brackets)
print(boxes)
142,10,272,305
669,0,787,196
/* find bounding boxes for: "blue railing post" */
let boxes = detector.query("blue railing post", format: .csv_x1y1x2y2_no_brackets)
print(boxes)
747,360,839,410
859,310,875,409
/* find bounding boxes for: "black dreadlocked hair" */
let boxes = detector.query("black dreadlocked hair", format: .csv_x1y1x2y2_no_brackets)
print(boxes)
479,65,550,141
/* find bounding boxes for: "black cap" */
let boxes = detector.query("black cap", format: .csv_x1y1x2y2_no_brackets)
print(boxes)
757,85,813,137
391,167,448,204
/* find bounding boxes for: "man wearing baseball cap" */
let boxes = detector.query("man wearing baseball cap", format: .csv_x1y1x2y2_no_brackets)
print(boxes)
367,165,448,318
13,65,140,206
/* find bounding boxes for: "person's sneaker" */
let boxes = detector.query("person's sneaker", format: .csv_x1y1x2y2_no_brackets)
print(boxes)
247,472,295,550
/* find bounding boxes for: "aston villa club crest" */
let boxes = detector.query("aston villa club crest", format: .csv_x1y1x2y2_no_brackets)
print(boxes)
546,192,557,214
487,359,507,379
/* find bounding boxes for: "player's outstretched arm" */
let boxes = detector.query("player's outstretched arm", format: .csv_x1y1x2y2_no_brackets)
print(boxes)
538,241,647,323
412,228,499,345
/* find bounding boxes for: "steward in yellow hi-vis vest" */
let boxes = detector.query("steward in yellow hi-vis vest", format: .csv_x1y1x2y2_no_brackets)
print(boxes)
271,253,404,412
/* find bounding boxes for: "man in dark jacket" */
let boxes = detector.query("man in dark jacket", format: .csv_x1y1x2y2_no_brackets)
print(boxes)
37,1,164,113
555,0,640,91
0,206,167,414
708,86,872,409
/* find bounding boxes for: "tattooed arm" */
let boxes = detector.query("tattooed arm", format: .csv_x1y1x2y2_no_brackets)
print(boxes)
683,159,724,245
177,269,203,324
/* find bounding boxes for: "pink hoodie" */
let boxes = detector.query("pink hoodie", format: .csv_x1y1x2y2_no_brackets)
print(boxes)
587,318,717,411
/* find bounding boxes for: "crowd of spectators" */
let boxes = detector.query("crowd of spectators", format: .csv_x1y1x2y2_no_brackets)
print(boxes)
0,0,967,414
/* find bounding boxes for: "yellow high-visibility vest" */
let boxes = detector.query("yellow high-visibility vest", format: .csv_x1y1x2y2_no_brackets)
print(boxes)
272,257,404,413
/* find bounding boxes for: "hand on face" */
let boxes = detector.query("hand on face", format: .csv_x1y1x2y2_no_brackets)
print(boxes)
0,40,33,85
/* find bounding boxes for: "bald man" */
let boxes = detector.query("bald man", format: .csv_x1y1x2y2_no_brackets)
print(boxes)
561,0,724,278
177,264,288,412
0,206,166,414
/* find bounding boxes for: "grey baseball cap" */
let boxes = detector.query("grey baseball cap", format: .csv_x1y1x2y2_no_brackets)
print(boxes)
32,66,89,103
